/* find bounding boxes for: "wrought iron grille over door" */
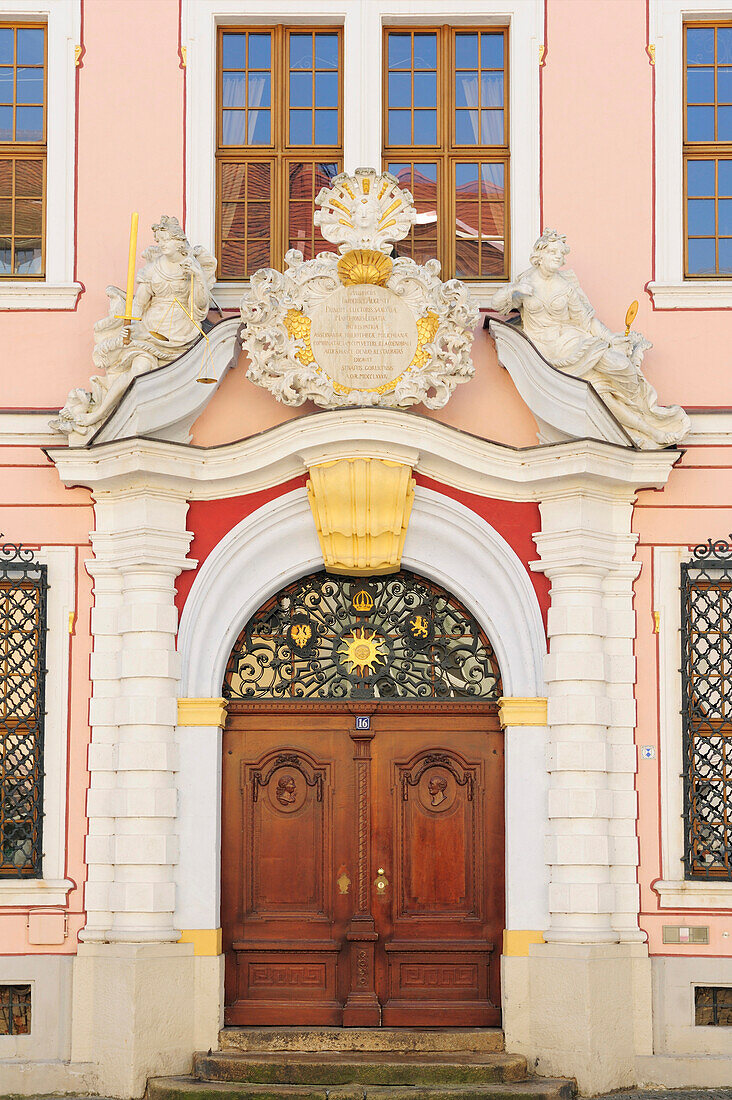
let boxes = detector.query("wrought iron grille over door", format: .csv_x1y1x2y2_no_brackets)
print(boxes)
681,537,732,879
224,569,501,701
0,543,47,878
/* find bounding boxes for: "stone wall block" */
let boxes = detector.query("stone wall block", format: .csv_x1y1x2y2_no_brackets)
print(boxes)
117,603,179,635
90,651,122,680
108,881,177,914
547,694,611,726
544,651,607,682
548,787,613,819
548,741,609,772
547,604,607,637
114,695,178,727
116,742,178,772
120,648,181,679
119,787,178,818
113,834,179,865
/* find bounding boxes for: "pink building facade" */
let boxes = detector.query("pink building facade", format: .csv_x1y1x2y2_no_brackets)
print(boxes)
0,0,731,1096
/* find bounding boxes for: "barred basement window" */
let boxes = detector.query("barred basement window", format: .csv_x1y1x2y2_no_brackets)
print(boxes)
224,569,502,702
0,543,47,877
0,984,31,1034
681,537,732,879
695,985,732,1025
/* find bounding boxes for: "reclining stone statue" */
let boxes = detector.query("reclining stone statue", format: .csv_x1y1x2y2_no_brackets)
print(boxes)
491,229,690,449
50,216,216,441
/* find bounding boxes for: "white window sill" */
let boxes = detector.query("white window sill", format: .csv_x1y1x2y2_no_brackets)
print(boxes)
0,879,75,907
655,879,732,909
648,280,732,309
214,278,503,312
0,282,83,310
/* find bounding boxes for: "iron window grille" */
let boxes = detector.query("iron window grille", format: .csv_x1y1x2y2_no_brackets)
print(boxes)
695,985,732,1026
0,984,31,1034
224,569,502,702
681,536,732,879
0,542,47,877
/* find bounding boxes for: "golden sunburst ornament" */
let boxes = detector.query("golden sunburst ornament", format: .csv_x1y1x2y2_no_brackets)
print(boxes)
338,628,387,676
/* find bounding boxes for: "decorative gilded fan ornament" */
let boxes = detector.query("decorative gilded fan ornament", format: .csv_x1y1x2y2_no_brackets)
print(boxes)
238,167,478,410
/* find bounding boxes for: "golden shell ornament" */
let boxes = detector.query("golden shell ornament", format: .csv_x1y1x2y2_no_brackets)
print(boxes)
337,249,393,287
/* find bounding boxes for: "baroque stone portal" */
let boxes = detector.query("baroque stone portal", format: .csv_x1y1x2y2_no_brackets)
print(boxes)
238,167,478,410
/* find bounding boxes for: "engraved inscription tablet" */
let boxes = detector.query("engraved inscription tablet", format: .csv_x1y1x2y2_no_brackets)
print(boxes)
309,284,418,392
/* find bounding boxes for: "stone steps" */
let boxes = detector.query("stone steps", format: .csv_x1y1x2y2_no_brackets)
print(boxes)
144,1029,576,1100
146,1078,576,1100
220,1028,506,1055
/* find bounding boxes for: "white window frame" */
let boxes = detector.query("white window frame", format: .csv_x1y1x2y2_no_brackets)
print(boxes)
649,0,732,307
183,0,542,310
0,545,75,906
654,545,732,908
0,0,81,310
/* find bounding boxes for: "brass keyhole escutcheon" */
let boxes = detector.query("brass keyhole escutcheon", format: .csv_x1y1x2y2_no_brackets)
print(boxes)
337,867,351,895
374,867,389,894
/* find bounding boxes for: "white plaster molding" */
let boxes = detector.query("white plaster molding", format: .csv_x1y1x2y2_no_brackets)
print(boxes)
0,546,75,907
182,0,541,284
47,408,681,503
0,1,80,310
91,319,239,446
686,409,732,444
650,0,732,307
175,485,549,934
0,411,62,446
654,545,732,909
489,320,633,447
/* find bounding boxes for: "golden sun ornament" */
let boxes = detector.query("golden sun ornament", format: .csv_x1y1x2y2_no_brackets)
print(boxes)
338,628,387,676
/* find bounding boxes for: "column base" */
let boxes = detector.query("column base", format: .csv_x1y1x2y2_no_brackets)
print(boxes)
70,942,222,1098
502,942,653,1095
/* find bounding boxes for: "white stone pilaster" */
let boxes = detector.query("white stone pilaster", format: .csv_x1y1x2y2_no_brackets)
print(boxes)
533,490,642,945
82,489,194,943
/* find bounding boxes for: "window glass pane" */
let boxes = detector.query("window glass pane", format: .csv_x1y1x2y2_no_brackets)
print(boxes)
482,72,504,108
314,110,338,145
688,237,716,273
455,33,478,70
718,237,732,271
688,198,716,235
14,197,41,235
413,109,437,144
687,67,714,103
290,72,312,108
389,110,411,146
248,34,271,70
481,110,504,144
482,162,505,192
15,106,42,141
455,72,479,109
0,28,13,64
687,27,714,64
388,34,412,70
456,110,480,144
718,68,732,104
0,161,10,195
719,159,732,195
414,71,437,107
688,159,715,195
248,108,270,145
315,71,338,108
0,236,10,272
0,198,10,234
222,110,246,145
314,33,338,70
16,28,43,66
222,72,245,108
389,72,411,109
718,27,732,64
688,105,715,140
481,33,504,69
248,73,270,109
290,34,312,70
0,104,10,140
413,34,437,70
222,33,245,69
0,68,12,104
719,105,732,140
290,109,312,145
456,162,480,193
719,198,732,234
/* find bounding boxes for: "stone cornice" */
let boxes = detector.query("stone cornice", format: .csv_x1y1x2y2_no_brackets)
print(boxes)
46,409,681,501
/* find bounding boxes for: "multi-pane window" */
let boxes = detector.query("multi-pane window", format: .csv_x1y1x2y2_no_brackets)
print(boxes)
383,26,508,280
681,547,732,880
684,23,732,276
217,26,342,280
0,545,47,878
0,24,46,278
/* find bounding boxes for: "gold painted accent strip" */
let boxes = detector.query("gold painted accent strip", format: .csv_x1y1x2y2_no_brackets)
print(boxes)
177,698,228,727
179,928,223,956
503,930,545,957
498,697,548,727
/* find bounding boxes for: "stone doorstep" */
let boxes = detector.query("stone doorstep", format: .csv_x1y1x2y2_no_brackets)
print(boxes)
145,1079,576,1100
219,1029,506,1055
192,1051,528,1087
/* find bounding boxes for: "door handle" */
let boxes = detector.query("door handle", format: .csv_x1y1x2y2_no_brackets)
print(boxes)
374,867,389,894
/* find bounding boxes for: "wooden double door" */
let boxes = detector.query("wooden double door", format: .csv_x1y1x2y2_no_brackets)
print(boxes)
222,706,504,1027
